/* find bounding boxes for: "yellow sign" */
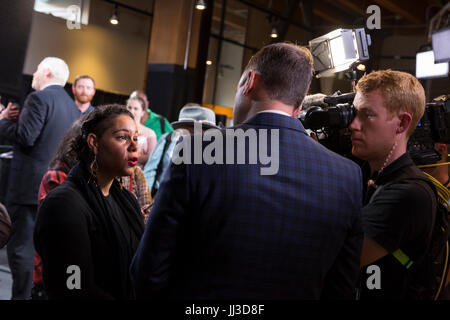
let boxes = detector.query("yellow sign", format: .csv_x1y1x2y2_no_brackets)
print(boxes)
203,104,233,118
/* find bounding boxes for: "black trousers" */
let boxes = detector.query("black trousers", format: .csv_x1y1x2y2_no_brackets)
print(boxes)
6,204,36,300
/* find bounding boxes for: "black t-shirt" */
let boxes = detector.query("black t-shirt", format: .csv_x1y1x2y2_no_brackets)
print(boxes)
360,153,434,299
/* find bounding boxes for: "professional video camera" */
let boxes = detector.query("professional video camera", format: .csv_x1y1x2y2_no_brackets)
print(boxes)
408,95,450,165
299,28,368,156
299,93,450,166
298,91,356,156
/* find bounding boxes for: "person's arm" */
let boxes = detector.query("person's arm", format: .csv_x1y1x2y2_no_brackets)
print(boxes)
142,136,167,191
132,167,152,223
360,235,388,267
130,147,189,299
360,182,433,267
34,189,114,299
147,128,157,156
0,93,46,147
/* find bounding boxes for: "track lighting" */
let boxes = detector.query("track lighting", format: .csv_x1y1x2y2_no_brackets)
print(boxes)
196,0,207,10
110,4,119,25
270,26,278,39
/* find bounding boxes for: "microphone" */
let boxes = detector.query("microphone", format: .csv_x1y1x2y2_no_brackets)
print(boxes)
302,92,356,110
302,93,327,110
324,92,355,105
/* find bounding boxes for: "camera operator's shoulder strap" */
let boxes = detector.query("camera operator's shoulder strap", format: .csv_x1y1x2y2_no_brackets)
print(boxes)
158,114,165,134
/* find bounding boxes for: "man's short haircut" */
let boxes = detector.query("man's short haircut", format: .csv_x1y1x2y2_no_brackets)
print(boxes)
356,69,426,137
245,42,314,108
73,74,95,87
40,57,70,86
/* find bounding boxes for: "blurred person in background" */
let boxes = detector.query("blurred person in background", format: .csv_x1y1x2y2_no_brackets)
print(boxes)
72,74,96,115
0,57,80,299
143,103,219,198
126,96,157,168
129,90,173,140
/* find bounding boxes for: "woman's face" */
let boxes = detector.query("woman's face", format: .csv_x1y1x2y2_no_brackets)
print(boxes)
95,115,139,177
126,99,144,125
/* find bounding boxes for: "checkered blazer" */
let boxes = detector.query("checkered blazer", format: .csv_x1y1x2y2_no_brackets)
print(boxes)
131,112,363,300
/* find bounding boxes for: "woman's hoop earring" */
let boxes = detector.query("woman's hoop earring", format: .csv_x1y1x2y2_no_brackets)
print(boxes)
90,155,98,178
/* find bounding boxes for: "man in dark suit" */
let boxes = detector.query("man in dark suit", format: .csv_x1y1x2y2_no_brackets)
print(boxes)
0,57,81,299
130,43,363,299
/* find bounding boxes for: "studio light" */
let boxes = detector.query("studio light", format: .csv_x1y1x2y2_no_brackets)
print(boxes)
206,60,212,65
110,4,119,25
270,27,278,39
356,64,366,71
432,27,450,63
309,28,371,78
196,0,207,10
416,50,449,79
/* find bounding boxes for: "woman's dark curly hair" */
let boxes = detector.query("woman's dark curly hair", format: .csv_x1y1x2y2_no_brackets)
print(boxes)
73,104,134,165
48,114,88,170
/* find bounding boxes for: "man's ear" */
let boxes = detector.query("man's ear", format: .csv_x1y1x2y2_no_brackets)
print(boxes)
87,133,99,155
44,68,52,79
243,70,258,95
396,112,412,134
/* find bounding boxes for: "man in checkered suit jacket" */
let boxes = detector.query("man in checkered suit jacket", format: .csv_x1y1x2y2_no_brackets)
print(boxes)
131,43,363,300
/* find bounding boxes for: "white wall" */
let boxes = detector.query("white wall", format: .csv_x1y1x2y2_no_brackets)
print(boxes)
214,41,244,108
23,0,152,95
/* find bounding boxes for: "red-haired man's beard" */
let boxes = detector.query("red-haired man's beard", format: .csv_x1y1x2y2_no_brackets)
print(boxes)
75,93,93,104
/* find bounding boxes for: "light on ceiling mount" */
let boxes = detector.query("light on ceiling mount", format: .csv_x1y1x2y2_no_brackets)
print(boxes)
270,26,278,39
196,0,207,10
110,4,119,25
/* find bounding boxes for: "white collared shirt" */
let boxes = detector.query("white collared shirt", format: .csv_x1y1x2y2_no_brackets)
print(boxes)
256,110,292,117
40,82,62,91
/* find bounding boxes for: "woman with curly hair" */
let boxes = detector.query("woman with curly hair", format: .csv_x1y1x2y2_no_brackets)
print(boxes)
34,104,144,299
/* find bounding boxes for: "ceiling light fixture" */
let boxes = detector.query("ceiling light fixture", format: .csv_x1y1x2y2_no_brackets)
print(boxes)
110,4,119,25
195,0,207,10
270,26,278,39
